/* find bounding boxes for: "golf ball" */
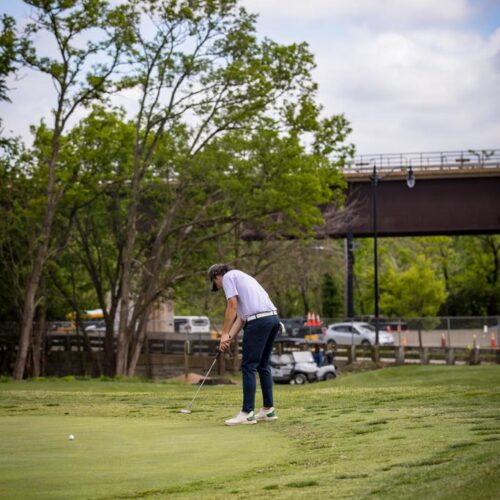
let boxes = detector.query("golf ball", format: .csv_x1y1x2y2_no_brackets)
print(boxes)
68,434,75,440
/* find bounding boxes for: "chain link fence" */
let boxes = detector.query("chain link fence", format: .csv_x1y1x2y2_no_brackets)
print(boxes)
1,316,499,350
280,316,500,348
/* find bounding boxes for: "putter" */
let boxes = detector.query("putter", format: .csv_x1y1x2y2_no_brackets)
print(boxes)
180,348,221,414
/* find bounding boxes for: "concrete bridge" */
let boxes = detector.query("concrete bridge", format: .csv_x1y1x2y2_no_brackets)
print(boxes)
317,148,500,319
327,149,500,238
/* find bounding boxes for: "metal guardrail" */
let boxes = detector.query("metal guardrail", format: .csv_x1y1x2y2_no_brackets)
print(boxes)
341,148,500,174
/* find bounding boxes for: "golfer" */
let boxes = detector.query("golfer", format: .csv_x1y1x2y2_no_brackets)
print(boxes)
208,263,280,425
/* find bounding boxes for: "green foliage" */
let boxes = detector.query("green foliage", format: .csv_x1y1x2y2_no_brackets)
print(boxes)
0,0,353,375
380,254,447,318
352,235,498,319
321,273,344,318
442,236,500,316
43,0,351,352
0,14,17,102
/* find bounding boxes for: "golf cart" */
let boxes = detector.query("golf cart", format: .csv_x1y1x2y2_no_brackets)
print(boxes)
270,350,336,385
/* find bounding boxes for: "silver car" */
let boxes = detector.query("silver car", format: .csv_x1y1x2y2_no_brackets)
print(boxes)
324,322,394,346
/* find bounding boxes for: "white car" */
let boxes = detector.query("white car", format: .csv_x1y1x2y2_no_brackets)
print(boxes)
324,322,394,346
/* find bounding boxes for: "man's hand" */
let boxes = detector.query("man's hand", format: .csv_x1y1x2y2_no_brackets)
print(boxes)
219,332,231,352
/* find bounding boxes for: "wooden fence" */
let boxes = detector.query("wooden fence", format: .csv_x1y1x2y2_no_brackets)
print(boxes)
1,333,499,378
43,335,500,365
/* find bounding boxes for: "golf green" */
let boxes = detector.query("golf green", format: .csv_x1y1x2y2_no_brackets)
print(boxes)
0,415,292,499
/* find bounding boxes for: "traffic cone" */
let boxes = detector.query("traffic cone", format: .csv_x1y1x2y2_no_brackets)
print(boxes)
490,333,497,349
305,312,312,326
440,333,446,348
315,313,321,326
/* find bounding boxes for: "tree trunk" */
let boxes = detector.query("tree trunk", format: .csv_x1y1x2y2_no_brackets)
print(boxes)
115,161,142,377
127,303,153,377
13,134,60,380
103,312,116,377
74,313,98,377
32,278,47,378
13,234,50,379
301,286,309,317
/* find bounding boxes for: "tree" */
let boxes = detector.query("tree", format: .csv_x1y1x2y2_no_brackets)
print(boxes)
109,0,351,376
11,0,131,379
239,240,345,318
441,236,500,316
0,139,32,321
380,255,447,347
321,273,343,319
51,106,136,375
4,0,353,378
0,14,17,103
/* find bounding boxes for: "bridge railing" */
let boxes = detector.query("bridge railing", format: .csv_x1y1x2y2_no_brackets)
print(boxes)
342,148,500,174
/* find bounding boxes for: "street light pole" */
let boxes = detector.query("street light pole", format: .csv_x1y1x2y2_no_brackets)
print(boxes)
369,162,416,346
371,165,380,346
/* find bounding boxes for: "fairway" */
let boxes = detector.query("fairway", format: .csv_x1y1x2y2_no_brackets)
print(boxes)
0,415,291,499
1,365,499,499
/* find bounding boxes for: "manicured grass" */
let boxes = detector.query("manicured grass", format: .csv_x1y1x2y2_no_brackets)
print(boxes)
1,365,499,499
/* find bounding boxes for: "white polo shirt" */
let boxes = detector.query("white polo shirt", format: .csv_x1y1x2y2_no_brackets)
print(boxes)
222,270,276,321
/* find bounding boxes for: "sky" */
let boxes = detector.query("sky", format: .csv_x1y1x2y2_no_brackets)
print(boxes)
1,0,499,155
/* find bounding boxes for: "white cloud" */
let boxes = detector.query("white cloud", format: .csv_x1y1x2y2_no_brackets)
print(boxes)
243,0,470,25
311,25,500,152
241,0,500,153
2,1,499,155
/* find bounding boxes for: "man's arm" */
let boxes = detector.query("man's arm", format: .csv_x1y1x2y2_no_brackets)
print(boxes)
220,315,244,352
219,296,238,351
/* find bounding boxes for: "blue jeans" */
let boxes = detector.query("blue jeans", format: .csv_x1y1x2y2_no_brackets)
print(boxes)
241,315,280,413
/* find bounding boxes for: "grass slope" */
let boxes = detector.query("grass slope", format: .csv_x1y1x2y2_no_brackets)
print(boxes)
0,365,499,499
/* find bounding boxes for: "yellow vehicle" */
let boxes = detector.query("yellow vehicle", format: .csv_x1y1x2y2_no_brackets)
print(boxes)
65,309,104,321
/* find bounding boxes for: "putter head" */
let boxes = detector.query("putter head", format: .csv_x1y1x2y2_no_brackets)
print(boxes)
180,408,192,414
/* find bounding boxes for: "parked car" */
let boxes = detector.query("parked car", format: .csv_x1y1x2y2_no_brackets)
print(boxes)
359,316,408,332
84,319,106,335
280,317,304,337
324,322,394,346
270,350,336,384
174,316,210,336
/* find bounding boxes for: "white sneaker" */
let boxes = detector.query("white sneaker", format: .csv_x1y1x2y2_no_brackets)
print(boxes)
224,411,257,426
255,407,278,421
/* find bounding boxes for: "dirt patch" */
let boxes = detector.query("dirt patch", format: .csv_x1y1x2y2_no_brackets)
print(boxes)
338,360,387,374
170,372,237,385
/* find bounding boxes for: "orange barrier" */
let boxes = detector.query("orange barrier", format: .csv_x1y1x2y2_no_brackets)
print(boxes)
490,332,497,348
305,311,322,327
305,312,312,326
